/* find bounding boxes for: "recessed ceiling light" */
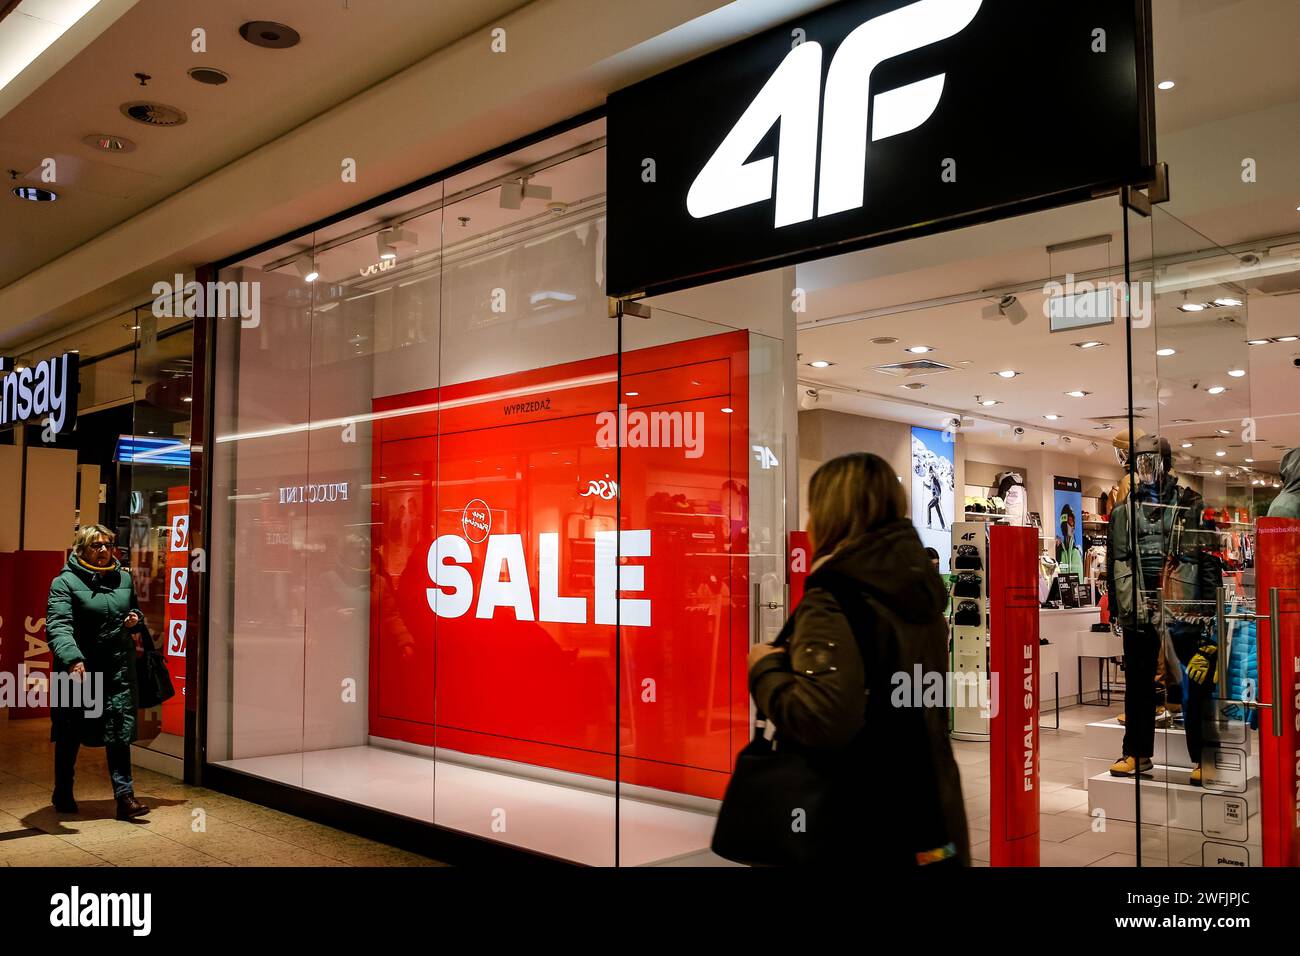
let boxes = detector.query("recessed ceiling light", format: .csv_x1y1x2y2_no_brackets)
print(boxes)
870,336,898,345
1276,335,1299,343
1172,418,1193,424
182,396,193,403
720,407,734,414
1245,458,1254,463
1065,390,1090,398
1206,385,1227,395
1157,80,1176,90
1073,341,1105,349
294,255,318,283
808,360,833,368
1213,298,1242,308
625,391,639,397
1043,414,1061,420
1227,368,1246,378
1216,429,1232,435
12,186,56,202
1179,302,1207,312
906,345,934,354
978,398,1001,407
1182,442,1194,449
1215,450,1227,457
1214,468,1223,476
239,20,301,48
994,370,1020,379
1155,347,1176,357
899,382,927,390
1247,338,1272,346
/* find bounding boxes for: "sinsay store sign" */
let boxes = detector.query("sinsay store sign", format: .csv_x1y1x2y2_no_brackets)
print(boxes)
607,0,1155,297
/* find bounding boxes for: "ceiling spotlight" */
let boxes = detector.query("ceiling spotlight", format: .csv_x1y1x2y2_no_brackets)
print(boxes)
994,369,1020,379
1215,450,1227,457
1182,442,1193,449
1276,335,1299,343
1228,368,1246,378
1155,347,1176,357
1214,468,1223,476
1157,80,1176,90
808,360,833,369
1248,338,1271,346
294,255,318,283
1088,442,1099,454
906,345,934,354
1213,298,1242,308
1073,341,1105,349
1065,390,1090,398
499,175,552,210
1245,458,1254,463
1043,414,1061,421
12,186,56,202
987,294,1028,326
977,397,1001,407
1058,435,1073,448
720,407,734,414
182,396,193,403
1179,302,1207,313
1206,385,1227,395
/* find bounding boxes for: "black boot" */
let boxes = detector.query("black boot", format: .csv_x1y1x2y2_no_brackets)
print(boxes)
51,789,78,814
115,793,149,820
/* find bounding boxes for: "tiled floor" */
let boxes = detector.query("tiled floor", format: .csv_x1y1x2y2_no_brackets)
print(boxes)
0,719,444,867
955,700,1202,867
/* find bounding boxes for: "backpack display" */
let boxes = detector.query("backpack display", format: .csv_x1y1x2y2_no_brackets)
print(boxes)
954,544,983,570
953,599,982,627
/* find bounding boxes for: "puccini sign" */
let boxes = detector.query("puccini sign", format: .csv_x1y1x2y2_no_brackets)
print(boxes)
0,351,78,436
606,0,1156,296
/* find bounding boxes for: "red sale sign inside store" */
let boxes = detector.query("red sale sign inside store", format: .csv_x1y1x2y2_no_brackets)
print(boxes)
160,487,189,735
369,330,750,799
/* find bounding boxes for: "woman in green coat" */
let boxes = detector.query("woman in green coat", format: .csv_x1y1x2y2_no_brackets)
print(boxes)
46,524,150,820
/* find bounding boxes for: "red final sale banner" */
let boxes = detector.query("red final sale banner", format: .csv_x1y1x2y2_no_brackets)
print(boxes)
1256,518,1300,867
989,524,1040,866
160,487,190,736
368,330,750,799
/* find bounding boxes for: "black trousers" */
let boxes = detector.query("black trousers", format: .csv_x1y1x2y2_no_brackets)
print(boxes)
54,739,135,798
1121,623,1210,765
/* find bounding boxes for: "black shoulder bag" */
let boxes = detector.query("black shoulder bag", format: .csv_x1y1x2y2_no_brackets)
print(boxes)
135,622,176,709
711,574,873,866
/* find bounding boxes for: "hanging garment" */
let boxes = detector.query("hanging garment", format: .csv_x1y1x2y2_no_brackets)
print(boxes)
1221,617,1259,730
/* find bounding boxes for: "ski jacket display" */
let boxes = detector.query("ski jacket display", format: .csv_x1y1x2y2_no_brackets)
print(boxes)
748,519,969,866
1105,476,1220,637
1267,448,1300,519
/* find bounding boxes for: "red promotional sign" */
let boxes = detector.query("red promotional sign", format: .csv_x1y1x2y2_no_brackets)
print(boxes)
368,330,750,798
988,524,1040,866
0,552,15,695
160,486,189,735
1256,518,1300,868
788,531,810,609
10,551,67,719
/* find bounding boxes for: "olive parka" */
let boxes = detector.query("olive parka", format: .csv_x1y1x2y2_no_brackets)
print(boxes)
46,553,147,747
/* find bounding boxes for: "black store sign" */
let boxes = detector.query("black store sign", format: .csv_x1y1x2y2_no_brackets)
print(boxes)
607,0,1155,297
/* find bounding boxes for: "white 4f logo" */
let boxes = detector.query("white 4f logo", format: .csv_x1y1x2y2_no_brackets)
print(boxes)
687,0,982,226
753,445,779,469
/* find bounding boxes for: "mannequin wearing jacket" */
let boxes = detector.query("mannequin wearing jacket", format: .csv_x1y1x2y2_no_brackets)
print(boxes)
1106,436,1222,784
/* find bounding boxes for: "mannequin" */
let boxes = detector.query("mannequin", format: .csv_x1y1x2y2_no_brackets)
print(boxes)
1106,436,1222,784
995,471,1027,526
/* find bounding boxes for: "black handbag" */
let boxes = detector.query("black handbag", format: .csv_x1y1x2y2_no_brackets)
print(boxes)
135,626,176,709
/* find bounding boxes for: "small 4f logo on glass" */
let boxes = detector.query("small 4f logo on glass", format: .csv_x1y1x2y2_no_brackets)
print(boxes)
688,0,983,227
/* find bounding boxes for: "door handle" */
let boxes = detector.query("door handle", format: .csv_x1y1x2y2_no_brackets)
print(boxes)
1215,585,1285,737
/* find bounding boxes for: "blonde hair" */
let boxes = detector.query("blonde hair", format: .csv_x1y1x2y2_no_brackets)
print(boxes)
807,453,907,560
73,524,116,556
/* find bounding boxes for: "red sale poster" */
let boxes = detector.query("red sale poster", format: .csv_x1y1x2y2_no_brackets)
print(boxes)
368,330,750,798
160,487,189,735
11,551,67,719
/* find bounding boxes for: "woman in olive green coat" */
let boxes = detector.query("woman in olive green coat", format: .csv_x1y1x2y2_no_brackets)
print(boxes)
46,524,151,820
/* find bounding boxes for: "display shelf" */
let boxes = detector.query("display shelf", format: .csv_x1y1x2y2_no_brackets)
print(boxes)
1087,770,1261,833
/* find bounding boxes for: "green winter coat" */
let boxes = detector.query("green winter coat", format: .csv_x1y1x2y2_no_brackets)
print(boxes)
46,554,146,747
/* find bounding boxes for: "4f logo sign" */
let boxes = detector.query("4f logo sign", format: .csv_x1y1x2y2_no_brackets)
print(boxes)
752,445,779,469
687,0,982,227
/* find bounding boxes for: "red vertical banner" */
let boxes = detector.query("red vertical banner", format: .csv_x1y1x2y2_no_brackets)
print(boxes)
1256,518,1299,868
989,524,1040,866
11,551,67,720
0,553,15,701
160,487,190,736
788,531,810,610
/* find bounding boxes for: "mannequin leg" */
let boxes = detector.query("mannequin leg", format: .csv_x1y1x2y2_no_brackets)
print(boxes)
1121,625,1158,758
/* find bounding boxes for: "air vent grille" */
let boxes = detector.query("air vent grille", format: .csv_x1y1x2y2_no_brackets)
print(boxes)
872,359,956,378
120,102,187,127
